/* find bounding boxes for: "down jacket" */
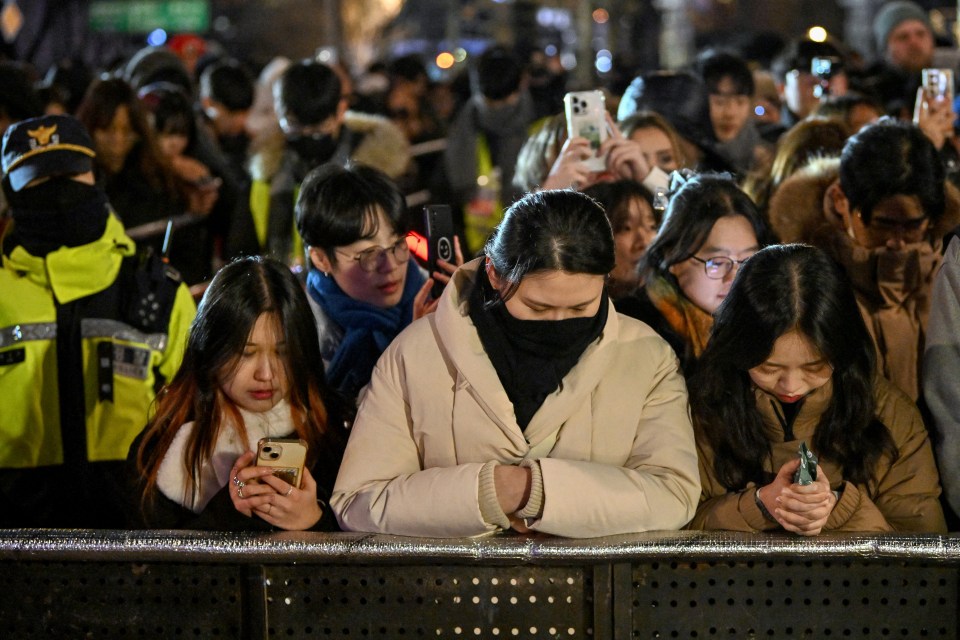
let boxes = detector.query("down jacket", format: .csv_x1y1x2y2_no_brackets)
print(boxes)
690,376,946,533
331,259,701,538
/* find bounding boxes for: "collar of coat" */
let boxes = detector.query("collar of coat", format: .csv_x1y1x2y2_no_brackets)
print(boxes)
3,213,136,305
433,258,620,449
754,378,834,445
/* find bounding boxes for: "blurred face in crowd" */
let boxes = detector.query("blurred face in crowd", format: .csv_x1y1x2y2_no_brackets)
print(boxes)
850,194,930,251
309,208,410,309
157,132,189,159
847,103,882,133
782,70,821,119
628,125,680,172
886,19,935,73
203,99,249,138
669,214,760,314
708,77,751,143
612,196,658,283
92,105,138,175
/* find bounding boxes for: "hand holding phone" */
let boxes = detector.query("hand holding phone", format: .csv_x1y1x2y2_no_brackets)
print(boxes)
256,438,307,489
423,204,456,299
564,90,608,172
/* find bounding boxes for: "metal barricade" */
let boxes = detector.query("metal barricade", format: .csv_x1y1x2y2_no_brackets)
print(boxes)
2,529,959,639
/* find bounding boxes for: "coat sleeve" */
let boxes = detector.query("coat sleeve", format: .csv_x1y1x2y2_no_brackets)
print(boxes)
923,235,960,518
865,385,946,533
157,283,197,384
330,341,499,537
528,338,701,537
686,432,779,532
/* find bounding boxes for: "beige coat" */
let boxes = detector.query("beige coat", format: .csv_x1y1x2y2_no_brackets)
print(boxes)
689,376,946,533
331,260,701,538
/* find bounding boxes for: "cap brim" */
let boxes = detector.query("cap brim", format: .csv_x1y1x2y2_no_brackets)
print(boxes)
6,149,94,192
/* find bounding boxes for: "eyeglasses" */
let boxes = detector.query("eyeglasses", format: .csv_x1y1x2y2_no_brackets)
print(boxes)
336,238,410,272
689,255,751,279
864,215,929,243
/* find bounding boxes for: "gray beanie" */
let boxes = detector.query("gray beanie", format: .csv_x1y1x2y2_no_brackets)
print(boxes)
873,1,932,52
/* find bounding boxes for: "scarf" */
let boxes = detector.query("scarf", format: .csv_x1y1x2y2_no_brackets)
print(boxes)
468,268,608,430
827,233,940,399
156,399,294,512
306,259,425,398
645,273,715,359
714,119,765,176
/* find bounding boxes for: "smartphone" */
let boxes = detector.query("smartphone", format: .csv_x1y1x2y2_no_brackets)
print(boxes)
256,438,307,489
423,204,456,299
564,90,608,172
922,68,954,103
810,56,841,81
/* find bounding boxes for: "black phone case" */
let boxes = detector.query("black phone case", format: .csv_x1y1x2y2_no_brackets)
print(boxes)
423,205,455,299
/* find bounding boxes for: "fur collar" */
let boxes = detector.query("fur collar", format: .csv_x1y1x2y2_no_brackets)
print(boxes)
156,399,294,512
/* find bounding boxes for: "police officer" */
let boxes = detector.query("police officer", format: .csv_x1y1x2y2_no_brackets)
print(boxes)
0,114,196,527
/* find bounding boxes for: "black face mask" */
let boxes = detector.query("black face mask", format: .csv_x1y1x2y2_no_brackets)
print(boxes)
286,132,338,167
6,178,110,256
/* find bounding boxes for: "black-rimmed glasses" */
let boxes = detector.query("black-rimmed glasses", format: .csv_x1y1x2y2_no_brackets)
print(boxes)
690,255,750,279
336,238,410,272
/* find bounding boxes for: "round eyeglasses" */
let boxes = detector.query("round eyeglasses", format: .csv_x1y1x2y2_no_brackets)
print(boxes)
336,238,410,272
689,255,751,279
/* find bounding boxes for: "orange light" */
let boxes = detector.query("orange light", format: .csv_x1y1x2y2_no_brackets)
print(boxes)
407,231,428,262
436,52,455,69
592,8,609,24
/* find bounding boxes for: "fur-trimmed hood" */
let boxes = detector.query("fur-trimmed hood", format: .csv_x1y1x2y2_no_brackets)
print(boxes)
249,111,410,182
768,156,960,245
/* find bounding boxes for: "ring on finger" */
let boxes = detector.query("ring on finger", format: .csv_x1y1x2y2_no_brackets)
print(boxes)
266,503,272,515
232,475,244,488
237,486,245,499
284,486,294,497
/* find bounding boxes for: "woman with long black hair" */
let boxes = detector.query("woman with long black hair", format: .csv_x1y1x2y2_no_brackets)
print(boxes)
688,244,945,534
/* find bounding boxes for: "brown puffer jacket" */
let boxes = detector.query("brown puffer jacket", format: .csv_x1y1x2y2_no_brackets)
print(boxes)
767,159,960,400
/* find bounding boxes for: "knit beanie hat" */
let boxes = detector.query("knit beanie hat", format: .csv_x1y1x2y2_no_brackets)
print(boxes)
873,1,932,52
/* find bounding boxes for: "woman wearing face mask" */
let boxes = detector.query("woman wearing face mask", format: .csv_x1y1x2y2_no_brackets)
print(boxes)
296,163,462,401
770,120,960,400
688,244,945,534
617,174,773,374
331,190,700,538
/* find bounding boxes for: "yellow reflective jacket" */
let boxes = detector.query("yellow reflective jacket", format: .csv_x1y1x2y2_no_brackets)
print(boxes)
0,214,196,468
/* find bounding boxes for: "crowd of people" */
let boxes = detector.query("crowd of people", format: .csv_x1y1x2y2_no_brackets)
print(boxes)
2,0,960,537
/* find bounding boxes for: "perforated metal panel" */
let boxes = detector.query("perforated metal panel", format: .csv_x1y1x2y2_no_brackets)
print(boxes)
264,565,593,638
630,559,959,638
3,561,245,638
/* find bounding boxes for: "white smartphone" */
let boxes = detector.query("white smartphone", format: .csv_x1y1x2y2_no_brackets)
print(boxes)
564,90,608,172
922,68,954,103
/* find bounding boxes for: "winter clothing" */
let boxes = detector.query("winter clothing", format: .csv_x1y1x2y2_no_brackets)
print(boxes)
331,259,700,538
873,1,933,54
0,213,195,527
616,274,713,375
767,158,960,400
923,234,960,518
247,111,410,261
128,398,341,531
305,260,426,400
690,376,946,533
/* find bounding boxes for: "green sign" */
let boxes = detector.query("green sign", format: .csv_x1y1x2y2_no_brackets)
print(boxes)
89,0,210,33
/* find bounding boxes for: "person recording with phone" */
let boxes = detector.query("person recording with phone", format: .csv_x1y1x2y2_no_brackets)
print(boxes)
130,256,350,530
296,163,463,401
688,244,945,535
